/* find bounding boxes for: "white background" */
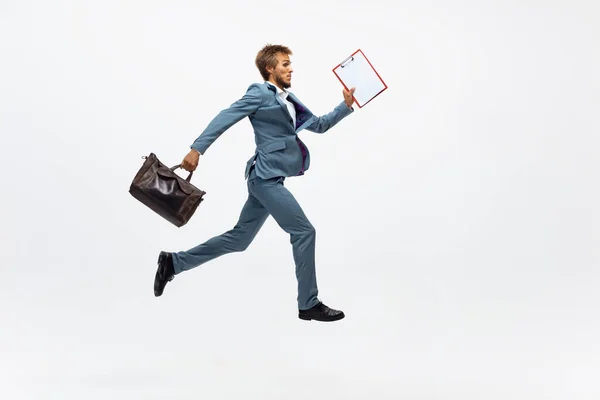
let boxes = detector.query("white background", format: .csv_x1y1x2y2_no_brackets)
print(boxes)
1,1,599,399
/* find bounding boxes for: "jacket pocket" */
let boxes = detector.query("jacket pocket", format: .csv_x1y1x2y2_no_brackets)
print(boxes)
260,140,287,154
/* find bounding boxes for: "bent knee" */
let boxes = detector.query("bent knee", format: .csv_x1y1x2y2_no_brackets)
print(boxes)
234,240,252,252
303,225,316,238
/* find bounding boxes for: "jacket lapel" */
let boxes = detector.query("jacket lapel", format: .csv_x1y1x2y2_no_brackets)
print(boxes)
275,94,293,121
266,83,314,131
266,82,293,123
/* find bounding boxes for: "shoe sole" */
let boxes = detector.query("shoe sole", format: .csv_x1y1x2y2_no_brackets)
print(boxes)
298,313,345,322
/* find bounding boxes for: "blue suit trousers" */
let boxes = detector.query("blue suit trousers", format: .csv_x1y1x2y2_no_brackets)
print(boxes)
171,167,320,310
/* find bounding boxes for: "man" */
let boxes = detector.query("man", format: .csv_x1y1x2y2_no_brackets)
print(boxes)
154,44,356,322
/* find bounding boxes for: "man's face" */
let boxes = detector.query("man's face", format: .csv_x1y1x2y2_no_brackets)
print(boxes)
268,53,293,89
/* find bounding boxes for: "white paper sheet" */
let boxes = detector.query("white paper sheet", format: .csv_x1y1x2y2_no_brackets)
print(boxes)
333,50,387,107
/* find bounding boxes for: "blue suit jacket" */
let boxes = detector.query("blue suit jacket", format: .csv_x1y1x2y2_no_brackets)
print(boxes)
190,82,354,179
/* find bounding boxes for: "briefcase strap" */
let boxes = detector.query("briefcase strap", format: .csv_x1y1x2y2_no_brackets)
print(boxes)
141,155,193,182
170,164,193,182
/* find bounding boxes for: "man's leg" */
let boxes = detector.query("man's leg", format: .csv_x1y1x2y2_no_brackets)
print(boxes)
154,190,269,296
248,175,324,312
172,193,269,274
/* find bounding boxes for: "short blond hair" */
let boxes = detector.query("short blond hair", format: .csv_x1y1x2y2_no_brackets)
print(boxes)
255,44,293,81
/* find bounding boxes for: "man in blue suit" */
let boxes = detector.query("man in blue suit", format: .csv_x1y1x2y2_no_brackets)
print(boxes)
154,44,355,322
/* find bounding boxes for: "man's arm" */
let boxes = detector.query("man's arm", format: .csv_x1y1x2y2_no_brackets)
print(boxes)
191,83,263,154
305,87,355,134
181,84,263,171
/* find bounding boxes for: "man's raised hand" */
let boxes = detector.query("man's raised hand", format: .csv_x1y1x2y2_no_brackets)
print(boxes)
343,87,356,109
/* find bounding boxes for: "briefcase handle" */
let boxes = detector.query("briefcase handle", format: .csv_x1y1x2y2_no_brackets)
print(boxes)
170,164,193,182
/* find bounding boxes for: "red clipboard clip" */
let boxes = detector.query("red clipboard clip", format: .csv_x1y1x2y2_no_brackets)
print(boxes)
332,49,388,108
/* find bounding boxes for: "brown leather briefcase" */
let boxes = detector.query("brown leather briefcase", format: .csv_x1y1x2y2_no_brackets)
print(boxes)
129,153,206,227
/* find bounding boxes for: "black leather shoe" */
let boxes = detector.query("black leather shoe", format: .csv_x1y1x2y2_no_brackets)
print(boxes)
298,302,345,322
154,251,174,297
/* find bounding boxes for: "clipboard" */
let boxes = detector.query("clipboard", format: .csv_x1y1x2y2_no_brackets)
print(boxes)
332,49,388,108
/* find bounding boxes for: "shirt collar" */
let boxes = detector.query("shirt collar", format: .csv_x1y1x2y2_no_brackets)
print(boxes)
266,81,288,99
